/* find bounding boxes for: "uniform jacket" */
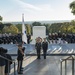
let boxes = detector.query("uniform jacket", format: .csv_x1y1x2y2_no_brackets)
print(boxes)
42,42,48,50
0,53,6,66
35,42,41,50
17,49,24,60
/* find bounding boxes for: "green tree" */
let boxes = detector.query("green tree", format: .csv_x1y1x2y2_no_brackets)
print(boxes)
0,16,3,24
2,25,18,34
67,25,73,33
26,24,31,35
61,22,69,33
43,24,51,35
72,26,75,33
70,1,75,15
16,24,22,33
49,23,63,33
0,16,2,21
70,20,75,33
32,22,42,26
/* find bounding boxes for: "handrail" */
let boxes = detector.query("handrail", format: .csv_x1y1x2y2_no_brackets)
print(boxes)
0,54,16,75
60,55,75,75
60,55,75,62
0,55,14,62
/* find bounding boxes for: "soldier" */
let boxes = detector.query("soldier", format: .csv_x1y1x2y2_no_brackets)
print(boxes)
27,33,31,44
35,37,41,59
3,49,12,75
21,47,25,70
0,47,6,75
42,38,48,59
17,44,24,74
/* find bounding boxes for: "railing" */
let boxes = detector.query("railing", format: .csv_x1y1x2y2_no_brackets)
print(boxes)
60,55,75,75
0,55,16,75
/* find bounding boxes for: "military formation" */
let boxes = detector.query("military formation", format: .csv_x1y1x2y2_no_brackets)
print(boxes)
48,32,75,44
0,33,31,44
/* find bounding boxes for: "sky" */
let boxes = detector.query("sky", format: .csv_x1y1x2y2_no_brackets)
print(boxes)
0,0,75,22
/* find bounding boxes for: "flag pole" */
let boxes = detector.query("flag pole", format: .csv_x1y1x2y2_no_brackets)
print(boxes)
22,14,27,44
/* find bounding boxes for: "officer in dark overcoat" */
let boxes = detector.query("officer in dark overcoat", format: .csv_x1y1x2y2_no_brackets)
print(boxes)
27,33,31,44
0,47,6,75
42,38,48,59
35,37,41,59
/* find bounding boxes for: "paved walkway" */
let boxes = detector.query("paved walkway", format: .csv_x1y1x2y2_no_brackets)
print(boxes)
22,56,60,75
10,56,72,75
0,44,75,75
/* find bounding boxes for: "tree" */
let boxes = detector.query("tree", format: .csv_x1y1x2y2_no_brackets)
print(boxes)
43,24,51,35
16,24,22,33
25,24,31,35
32,22,42,26
60,22,69,33
0,23,13,33
0,16,3,24
2,25,19,34
0,16,2,21
71,20,75,26
70,1,75,15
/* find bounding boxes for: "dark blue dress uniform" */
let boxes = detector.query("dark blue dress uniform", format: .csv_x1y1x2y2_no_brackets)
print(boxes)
35,42,41,59
0,47,6,66
42,41,48,59
17,49,24,74
5,54,12,74
0,47,6,75
0,53,6,66
1,48,12,75
27,34,31,44
21,47,25,69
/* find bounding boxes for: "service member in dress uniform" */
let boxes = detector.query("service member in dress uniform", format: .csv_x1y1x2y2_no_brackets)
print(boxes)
42,38,48,59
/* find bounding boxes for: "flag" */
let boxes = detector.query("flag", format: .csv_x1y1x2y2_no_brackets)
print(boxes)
22,14,27,43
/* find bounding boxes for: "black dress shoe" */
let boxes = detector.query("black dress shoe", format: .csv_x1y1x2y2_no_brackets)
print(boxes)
21,67,24,69
18,72,23,74
21,69,23,71
44,58,46,59
37,58,40,59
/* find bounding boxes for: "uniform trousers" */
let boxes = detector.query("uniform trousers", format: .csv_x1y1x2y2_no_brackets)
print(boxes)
0,65,5,75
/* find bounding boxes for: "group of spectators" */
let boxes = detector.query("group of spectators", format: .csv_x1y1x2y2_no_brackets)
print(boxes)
48,32,75,44
0,47,12,75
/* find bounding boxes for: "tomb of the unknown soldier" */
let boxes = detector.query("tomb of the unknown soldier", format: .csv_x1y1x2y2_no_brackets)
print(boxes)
31,26,46,44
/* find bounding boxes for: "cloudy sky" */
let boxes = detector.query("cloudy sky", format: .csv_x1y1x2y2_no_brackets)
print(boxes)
0,0,75,22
